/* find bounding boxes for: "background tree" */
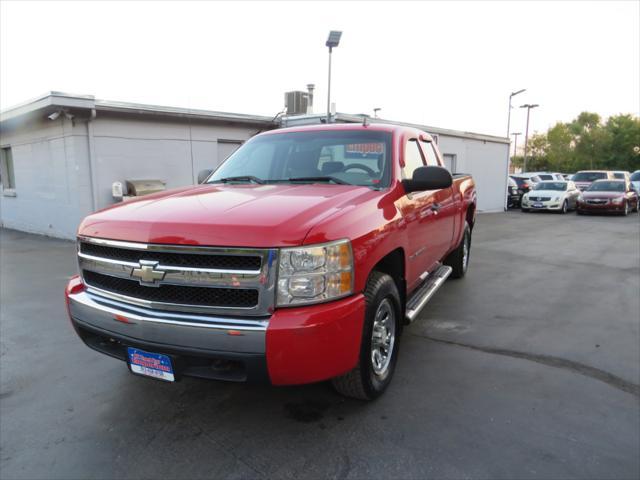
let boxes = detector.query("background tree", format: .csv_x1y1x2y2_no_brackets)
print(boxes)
512,111,640,173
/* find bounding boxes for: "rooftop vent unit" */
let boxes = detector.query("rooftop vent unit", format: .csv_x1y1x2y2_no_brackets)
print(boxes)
285,89,314,116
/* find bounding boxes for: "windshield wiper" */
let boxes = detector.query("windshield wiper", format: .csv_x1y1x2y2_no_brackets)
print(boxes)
287,176,350,185
212,176,265,184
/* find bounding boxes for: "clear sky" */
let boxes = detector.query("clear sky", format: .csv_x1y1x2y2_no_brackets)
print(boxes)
1,0,638,137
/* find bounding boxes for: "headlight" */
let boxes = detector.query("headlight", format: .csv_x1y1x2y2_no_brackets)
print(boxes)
612,197,624,204
553,196,560,201
277,239,353,306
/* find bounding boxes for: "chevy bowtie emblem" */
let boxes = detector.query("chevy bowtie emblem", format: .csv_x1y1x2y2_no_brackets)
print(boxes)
131,260,165,285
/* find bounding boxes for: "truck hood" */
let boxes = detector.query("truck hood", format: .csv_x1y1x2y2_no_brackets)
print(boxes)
78,184,376,247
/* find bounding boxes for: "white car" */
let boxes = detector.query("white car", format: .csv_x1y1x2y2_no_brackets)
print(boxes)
612,171,630,182
521,180,581,213
631,170,640,193
520,171,565,181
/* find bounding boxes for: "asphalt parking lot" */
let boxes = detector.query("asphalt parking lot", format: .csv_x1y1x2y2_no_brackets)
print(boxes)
1,212,639,480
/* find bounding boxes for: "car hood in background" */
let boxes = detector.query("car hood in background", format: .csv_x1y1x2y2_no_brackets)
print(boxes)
581,191,625,199
526,190,565,198
78,183,378,247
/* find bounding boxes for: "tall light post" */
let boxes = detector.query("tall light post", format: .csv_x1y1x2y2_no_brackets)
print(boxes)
520,104,539,172
325,30,342,123
504,89,526,210
506,89,526,138
511,132,522,169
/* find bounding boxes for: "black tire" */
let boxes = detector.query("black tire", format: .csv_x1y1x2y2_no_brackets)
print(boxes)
622,202,629,216
331,272,401,400
577,209,584,215
560,200,568,214
521,207,529,213
444,222,471,279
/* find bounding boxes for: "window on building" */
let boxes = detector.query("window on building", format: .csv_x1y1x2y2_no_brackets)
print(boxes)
420,141,440,166
0,147,16,194
402,139,425,179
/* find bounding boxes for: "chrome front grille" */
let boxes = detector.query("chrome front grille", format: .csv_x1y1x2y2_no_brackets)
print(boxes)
586,199,608,204
77,237,277,316
529,196,551,202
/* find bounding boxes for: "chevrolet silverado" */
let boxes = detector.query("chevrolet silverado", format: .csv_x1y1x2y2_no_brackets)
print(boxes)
65,123,476,400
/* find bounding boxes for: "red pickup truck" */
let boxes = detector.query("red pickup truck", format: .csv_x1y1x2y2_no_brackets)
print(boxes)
65,123,476,400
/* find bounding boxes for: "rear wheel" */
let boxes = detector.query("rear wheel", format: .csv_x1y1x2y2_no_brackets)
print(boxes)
445,222,471,279
331,272,401,400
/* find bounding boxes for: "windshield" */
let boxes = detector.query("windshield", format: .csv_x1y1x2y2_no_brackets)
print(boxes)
631,171,640,182
613,172,627,179
537,174,554,180
207,130,393,188
534,182,567,191
587,181,625,192
573,171,607,182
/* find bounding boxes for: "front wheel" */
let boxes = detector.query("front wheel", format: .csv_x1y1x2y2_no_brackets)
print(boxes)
560,200,568,214
332,272,401,400
521,207,529,213
622,202,629,216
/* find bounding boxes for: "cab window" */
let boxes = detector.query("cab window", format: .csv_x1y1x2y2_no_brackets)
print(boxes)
402,139,424,180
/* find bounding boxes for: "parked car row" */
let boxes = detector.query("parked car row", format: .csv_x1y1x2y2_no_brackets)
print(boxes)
507,170,640,212
520,179,639,215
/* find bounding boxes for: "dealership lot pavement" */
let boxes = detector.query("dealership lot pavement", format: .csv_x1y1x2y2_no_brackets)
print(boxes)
1,212,639,480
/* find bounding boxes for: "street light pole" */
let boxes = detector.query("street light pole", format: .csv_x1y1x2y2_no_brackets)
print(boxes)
511,132,521,169
507,89,526,138
326,47,332,123
504,89,526,210
325,31,342,123
520,104,539,172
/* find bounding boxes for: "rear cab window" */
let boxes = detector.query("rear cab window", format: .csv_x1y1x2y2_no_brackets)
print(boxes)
419,140,440,166
402,139,425,180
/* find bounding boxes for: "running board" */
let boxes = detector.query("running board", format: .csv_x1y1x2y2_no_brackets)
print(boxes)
405,265,453,323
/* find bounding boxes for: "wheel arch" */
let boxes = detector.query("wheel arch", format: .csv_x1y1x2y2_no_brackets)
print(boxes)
367,247,406,319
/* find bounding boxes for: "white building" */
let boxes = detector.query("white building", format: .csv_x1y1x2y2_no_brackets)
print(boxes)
0,92,509,240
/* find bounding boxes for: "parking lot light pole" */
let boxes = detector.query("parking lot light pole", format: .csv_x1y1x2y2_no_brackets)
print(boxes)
506,89,526,138
504,89,526,210
325,30,342,124
520,104,539,172
511,132,522,170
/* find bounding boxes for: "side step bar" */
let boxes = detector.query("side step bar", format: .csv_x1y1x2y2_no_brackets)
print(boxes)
405,265,453,323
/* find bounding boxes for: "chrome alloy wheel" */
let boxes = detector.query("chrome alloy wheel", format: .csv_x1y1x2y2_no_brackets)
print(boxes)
371,298,396,377
462,234,470,273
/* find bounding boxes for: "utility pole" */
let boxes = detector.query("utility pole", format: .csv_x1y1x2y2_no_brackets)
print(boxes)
511,132,522,172
504,89,526,210
520,104,539,172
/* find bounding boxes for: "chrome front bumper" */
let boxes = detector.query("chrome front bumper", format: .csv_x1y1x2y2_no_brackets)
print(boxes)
68,290,268,355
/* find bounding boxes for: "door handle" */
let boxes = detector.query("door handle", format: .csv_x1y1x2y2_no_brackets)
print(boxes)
431,203,441,212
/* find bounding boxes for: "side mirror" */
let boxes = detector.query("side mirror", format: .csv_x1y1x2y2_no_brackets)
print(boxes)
197,169,213,184
402,166,453,193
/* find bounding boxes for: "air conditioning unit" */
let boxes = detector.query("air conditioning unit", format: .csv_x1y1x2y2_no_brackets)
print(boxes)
285,91,310,116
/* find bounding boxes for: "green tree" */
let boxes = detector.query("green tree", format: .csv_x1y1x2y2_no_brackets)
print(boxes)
512,111,640,173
